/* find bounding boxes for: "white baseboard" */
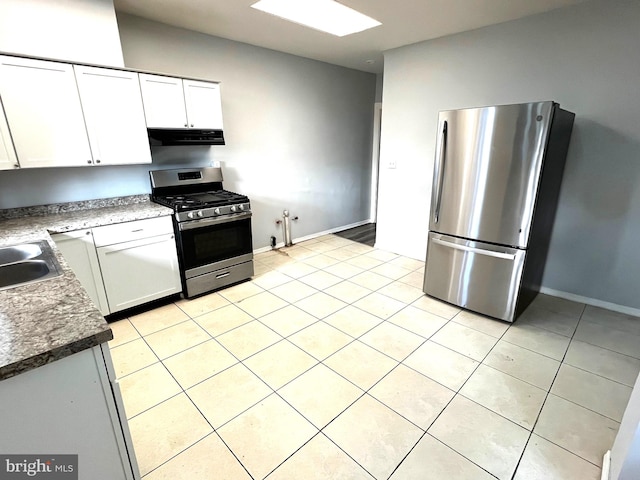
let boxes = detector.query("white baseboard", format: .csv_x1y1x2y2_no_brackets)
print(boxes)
253,219,373,254
539,287,640,318
253,244,284,254
601,450,611,480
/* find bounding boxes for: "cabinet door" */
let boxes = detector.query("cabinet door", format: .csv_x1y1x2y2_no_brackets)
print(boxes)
96,346,141,480
74,66,151,166
51,230,110,316
0,99,18,170
97,234,181,313
183,79,223,129
0,56,92,168
0,347,137,480
138,73,188,128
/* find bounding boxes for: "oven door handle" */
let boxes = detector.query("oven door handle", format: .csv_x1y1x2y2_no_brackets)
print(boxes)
178,211,252,231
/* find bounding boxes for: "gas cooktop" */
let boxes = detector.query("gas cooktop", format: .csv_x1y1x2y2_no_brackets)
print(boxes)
150,167,252,222
153,190,249,212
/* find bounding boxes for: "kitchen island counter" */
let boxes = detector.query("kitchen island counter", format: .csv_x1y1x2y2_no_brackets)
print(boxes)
0,195,173,380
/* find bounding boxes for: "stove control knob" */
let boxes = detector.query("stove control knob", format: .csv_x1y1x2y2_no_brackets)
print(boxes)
230,205,237,213
214,208,221,215
197,210,204,218
239,204,245,211
187,212,195,219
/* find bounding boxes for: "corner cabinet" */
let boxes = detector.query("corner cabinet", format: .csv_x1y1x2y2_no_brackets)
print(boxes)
139,73,223,129
74,66,151,166
0,56,93,168
0,99,18,170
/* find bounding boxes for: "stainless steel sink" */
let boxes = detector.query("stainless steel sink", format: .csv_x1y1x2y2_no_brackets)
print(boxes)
0,241,62,290
0,243,42,266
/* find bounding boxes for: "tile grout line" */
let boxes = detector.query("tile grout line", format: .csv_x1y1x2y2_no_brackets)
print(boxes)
423,319,518,472
129,307,256,477
259,393,378,479
567,337,640,362
115,237,400,477
341,311,495,477
114,235,624,479
559,362,638,390
386,430,499,480
508,300,597,478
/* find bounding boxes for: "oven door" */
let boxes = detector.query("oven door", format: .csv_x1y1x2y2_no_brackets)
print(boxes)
177,212,253,278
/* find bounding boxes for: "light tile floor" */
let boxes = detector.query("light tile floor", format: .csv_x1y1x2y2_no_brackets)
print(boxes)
108,234,640,480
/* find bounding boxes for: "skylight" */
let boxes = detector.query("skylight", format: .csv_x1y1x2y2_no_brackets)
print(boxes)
250,0,381,37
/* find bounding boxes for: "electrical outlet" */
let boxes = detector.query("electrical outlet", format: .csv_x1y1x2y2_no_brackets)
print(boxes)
388,160,397,169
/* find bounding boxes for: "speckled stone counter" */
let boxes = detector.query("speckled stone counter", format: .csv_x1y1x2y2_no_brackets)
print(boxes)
0,195,174,380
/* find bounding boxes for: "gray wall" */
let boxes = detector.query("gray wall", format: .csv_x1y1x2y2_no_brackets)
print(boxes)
118,14,376,249
0,13,376,250
377,0,640,310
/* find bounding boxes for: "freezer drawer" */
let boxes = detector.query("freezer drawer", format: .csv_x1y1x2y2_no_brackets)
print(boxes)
423,233,526,322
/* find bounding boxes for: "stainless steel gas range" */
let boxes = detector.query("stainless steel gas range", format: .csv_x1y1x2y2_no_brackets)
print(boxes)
150,167,254,298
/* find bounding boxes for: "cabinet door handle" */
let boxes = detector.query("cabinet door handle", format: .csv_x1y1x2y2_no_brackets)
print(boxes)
131,229,144,233
433,120,448,224
432,237,516,260
216,272,230,279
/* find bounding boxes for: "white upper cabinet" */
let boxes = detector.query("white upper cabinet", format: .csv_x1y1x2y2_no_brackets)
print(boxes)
139,73,223,129
0,56,92,168
138,74,187,128
0,100,18,170
183,79,223,129
74,66,151,165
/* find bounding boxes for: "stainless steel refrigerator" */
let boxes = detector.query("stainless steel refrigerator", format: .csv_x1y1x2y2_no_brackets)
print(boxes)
423,101,575,322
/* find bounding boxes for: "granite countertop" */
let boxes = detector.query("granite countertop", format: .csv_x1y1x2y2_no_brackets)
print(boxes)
0,195,174,381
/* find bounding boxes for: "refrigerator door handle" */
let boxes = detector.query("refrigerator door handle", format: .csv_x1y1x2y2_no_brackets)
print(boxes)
431,237,517,260
433,120,448,223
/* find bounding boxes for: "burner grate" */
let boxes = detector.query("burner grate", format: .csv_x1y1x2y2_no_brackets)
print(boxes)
153,189,249,212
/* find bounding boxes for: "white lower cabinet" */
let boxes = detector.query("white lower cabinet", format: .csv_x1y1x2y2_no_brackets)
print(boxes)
92,216,181,314
0,345,140,480
96,232,181,313
51,230,110,316
53,216,181,316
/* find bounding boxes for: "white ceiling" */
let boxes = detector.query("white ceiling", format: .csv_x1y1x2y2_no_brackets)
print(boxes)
114,0,588,74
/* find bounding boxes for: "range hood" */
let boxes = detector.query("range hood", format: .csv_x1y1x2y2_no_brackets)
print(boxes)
148,128,225,146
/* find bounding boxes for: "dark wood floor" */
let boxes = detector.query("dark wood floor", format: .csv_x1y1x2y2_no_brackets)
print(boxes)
334,223,376,247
